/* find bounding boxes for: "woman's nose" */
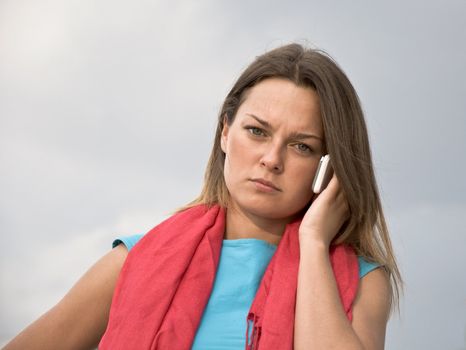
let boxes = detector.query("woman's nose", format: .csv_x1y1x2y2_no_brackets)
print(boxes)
259,144,284,173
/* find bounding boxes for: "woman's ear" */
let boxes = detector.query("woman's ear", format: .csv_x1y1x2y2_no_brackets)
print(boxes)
221,115,229,153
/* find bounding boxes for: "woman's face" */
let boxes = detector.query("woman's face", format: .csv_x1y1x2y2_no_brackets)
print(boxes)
221,77,325,222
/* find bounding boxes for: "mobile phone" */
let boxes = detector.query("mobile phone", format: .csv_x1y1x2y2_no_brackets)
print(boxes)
312,154,333,193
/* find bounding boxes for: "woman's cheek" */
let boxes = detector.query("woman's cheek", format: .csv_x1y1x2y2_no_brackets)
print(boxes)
291,165,317,203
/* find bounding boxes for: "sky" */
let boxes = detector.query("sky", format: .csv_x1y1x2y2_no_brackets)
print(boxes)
1,0,465,348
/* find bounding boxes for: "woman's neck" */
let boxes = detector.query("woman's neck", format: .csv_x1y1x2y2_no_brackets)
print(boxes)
224,205,294,246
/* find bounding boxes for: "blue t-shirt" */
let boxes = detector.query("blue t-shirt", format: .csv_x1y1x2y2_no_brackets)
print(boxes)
112,234,379,350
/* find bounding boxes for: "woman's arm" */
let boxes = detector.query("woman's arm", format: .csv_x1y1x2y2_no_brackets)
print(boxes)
3,244,128,350
294,175,391,349
294,239,391,350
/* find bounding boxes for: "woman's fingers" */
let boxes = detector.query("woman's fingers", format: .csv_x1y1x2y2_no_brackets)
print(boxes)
322,174,344,201
324,174,350,223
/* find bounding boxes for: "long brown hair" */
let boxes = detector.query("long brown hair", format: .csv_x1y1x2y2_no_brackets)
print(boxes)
179,43,402,312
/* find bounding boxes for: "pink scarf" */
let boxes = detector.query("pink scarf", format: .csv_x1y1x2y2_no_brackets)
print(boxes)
99,204,359,349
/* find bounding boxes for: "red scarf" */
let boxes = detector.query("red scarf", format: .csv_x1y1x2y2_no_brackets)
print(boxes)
99,204,359,349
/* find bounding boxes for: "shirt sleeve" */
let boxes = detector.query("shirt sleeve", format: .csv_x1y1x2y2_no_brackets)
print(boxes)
112,234,145,252
357,256,380,278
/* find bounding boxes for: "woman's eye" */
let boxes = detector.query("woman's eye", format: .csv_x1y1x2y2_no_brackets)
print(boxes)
247,127,265,137
295,143,312,153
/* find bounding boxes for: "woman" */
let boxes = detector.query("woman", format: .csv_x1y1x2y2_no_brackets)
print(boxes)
4,43,402,349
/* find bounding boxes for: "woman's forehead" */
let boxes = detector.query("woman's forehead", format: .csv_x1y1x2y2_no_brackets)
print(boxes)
236,78,323,135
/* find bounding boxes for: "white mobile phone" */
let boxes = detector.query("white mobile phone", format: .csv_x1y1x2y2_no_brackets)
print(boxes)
312,154,333,193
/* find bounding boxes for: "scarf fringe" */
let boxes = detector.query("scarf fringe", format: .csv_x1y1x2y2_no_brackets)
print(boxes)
246,312,262,350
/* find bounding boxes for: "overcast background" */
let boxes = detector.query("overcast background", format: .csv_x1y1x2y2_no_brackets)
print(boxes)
1,0,465,348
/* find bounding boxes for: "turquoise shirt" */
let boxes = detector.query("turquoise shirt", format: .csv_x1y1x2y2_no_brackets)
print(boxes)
113,234,379,350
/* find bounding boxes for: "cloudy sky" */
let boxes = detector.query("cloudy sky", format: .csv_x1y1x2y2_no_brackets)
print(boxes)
1,0,465,348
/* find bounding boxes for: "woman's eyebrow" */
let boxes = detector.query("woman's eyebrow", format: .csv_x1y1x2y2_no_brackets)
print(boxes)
246,113,273,129
289,131,323,141
245,113,323,141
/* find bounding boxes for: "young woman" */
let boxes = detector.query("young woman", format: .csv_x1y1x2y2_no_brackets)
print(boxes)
4,43,402,350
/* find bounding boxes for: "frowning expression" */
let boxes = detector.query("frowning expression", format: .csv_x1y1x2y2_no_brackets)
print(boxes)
221,78,325,221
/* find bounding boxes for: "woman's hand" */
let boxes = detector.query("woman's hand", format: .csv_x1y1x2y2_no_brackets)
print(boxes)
299,174,350,248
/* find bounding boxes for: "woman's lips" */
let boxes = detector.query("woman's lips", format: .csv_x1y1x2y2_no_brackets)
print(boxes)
250,178,281,192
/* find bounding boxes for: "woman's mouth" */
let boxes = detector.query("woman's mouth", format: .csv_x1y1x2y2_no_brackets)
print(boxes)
250,178,282,192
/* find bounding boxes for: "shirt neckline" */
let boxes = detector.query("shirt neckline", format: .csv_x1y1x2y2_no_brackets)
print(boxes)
223,238,278,249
